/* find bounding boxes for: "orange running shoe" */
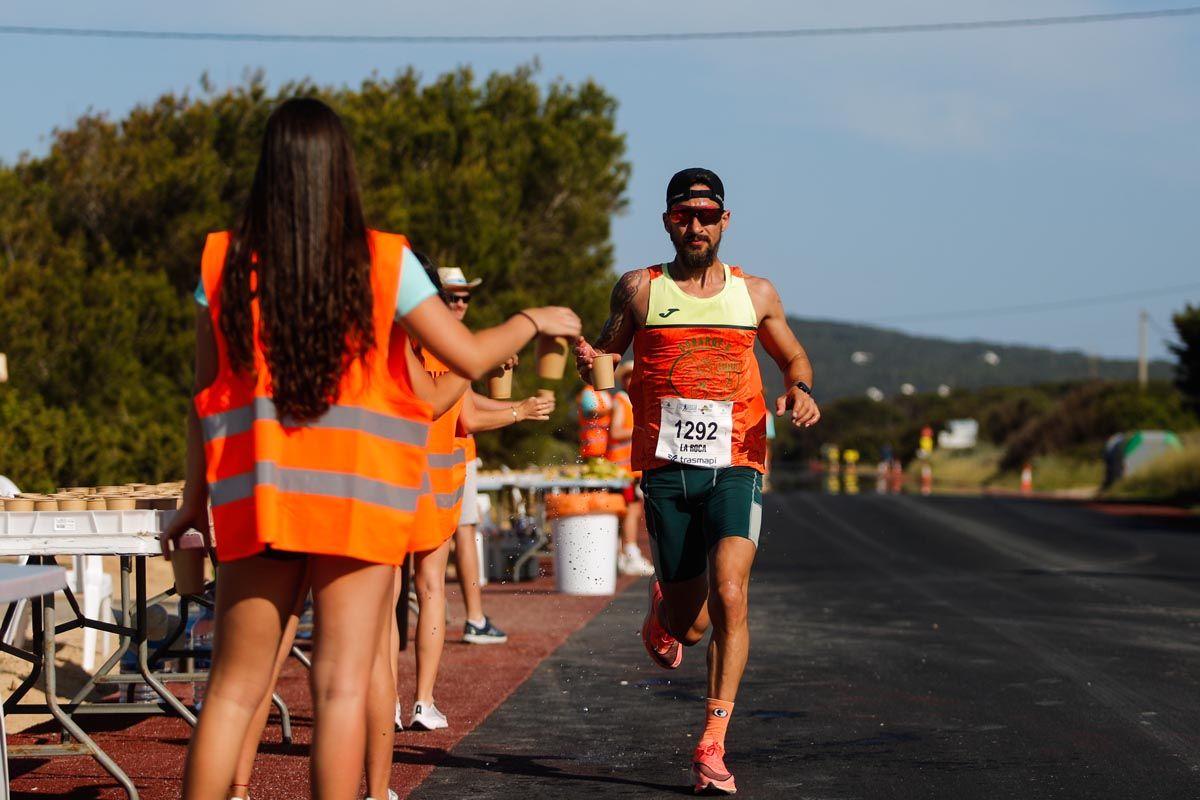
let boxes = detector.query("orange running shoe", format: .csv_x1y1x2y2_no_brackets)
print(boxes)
641,580,682,669
692,740,737,794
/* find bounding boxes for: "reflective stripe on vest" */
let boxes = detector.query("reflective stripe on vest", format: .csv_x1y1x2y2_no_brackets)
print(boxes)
209,462,424,510
201,397,427,447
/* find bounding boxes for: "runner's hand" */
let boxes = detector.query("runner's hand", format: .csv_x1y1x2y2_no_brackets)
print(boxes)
159,497,211,559
574,338,599,377
776,387,821,428
522,307,582,339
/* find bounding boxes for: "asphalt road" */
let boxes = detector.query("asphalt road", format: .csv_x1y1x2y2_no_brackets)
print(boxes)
415,493,1200,799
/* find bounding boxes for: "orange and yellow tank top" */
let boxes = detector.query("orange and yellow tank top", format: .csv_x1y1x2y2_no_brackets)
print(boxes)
630,263,767,474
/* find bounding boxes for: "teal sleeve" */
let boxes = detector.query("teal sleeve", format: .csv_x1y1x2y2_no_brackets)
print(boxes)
194,280,208,308
395,247,438,320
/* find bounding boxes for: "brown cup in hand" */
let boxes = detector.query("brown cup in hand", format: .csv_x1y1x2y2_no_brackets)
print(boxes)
591,354,616,390
535,336,570,380
171,529,208,596
488,366,513,400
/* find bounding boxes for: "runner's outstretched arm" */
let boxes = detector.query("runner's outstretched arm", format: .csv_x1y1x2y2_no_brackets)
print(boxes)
575,268,647,378
750,278,820,428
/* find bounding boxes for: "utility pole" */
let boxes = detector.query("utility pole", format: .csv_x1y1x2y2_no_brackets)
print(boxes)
1138,309,1148,389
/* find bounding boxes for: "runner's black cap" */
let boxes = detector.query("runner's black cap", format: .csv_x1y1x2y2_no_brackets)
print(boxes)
666,167,724,209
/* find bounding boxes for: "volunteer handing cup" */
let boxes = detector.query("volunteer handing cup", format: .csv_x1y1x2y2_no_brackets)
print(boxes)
488,365,513,400
170,529,208,596
535,335,570,380
591,354,616,390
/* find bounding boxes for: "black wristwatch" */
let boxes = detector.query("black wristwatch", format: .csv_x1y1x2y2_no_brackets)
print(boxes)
793,380,813,396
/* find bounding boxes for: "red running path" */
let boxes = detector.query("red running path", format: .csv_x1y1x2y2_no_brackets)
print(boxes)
8,573,636,799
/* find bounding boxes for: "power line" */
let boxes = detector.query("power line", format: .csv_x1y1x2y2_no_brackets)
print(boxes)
1,7,1199,45
871,282,1200,324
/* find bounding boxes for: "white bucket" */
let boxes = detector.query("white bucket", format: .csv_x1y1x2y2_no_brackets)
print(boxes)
552,512,618,595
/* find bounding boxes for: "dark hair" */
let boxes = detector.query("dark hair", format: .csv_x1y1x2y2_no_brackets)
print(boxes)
220,97,374,421
411,250,444,294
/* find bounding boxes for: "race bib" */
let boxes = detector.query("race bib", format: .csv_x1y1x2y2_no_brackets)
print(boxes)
655,398,734,469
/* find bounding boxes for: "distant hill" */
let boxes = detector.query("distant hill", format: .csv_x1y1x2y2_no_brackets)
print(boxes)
755,317,1173,402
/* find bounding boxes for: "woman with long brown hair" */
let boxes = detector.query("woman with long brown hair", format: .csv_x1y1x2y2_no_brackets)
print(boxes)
161,97,579,800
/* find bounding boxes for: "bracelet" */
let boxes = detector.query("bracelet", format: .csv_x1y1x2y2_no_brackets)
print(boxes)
515,310,540,335
794,380,813,396
511,405,519,421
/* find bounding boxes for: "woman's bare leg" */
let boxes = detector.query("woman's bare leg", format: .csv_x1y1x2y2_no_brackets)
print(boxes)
452,524,484,622
308,555,395,800
182,556,308,800
228,573,309,798
413,540,451,705
364,567,402,800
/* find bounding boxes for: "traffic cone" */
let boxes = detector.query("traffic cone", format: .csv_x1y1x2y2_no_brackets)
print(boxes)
920,464,932,496
1020,463,1033,495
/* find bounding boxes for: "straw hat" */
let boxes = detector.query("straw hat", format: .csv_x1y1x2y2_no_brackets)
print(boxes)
437,267,482,290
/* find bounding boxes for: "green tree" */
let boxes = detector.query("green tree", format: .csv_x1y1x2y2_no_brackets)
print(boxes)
1171,304,1200,415
0,67,628,487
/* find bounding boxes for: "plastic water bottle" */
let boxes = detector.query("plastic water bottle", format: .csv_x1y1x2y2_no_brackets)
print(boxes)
190,604,216,710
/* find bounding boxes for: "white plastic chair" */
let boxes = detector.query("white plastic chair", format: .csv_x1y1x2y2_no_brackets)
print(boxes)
65,556,114,671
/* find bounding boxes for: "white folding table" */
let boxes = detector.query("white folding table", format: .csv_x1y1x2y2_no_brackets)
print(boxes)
0,563,67,800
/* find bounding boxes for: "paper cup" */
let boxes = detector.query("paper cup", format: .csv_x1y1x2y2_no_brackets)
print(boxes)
535,336,570,380
106,497,137,511
171,529,208,596
591,354,616,390
34,499,59,511
4,498,33,512
488,366,513,400
536,388,556,400
56,498,87,511
86,497,107,511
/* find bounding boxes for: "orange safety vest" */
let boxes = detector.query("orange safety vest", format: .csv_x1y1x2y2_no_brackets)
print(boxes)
630,263,767,474
195,230,431,565
606,390,635,475
577,386,612,459
454,401,476,463
408,349,467,552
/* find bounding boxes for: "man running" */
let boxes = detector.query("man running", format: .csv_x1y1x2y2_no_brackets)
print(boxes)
576,167,820,794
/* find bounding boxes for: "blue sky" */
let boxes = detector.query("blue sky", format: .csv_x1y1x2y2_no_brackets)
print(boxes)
2,1,1197,363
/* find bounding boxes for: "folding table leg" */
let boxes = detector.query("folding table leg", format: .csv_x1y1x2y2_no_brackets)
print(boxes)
40,591,140,799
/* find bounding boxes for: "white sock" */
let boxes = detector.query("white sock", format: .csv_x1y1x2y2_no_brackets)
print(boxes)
623,543,642,557
468,617,487,629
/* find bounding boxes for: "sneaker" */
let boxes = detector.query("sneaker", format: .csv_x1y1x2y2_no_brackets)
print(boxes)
641,580,682,669
364,792,399,800
410,701,448,731
692,741,737,794
463,616,508,645
618,549,656,577
394,701,404,732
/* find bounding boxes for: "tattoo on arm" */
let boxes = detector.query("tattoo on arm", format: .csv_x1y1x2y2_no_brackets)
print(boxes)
594,269,643,354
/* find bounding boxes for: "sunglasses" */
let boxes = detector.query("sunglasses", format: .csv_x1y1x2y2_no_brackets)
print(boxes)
442,292,471,305
667,206,724,226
